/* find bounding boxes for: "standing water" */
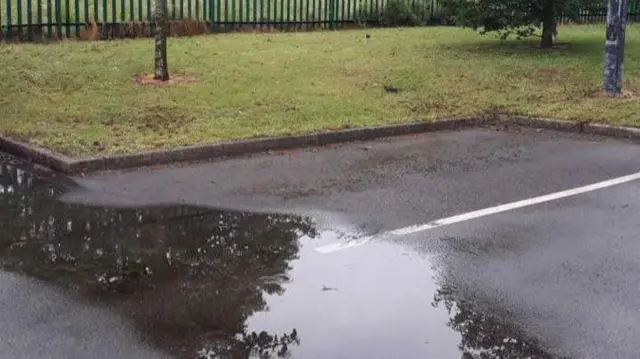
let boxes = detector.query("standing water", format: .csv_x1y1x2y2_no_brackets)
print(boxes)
0,153,551,359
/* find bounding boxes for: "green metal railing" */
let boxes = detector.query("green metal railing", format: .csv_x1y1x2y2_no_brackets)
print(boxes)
2,0,640,42
1,0,445,40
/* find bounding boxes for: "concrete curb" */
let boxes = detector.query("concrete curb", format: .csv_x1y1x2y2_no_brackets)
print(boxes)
2,115,640,174
0,117,485,174
0,135,75,173
498,114,640,139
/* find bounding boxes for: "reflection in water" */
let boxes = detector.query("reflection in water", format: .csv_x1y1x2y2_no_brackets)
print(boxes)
1,157,553,359
0,161,314,359
432,285,552,359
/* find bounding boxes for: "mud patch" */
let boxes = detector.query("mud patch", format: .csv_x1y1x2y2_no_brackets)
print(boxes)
535,67,562,81
133,73,198,86
135,105,195,132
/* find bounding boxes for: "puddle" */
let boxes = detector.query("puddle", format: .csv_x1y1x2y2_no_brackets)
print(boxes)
0,156,552,359
247,234,551,359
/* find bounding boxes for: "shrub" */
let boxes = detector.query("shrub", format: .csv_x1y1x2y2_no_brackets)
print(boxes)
355,0,433,27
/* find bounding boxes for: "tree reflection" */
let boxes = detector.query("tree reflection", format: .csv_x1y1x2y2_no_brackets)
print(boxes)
0,161,316,359
432,285,552,359
197,329,300,359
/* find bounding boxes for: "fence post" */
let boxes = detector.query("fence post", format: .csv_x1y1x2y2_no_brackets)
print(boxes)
329,0,335,28
111,0,116,34
16,0,22,39
86,0,91,32
47,0,52,38
286,0,290,26
37,0,43,40
65,0,70,37
27,0,33,40
55,0,62,39
253,0,257,27
75,0,81,37
6,0,12,40
217,0,221,30
209,0,214,29
292,0,296,26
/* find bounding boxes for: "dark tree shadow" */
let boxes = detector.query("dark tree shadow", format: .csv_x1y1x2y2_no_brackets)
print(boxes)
432,26,621,61
438,36,606,59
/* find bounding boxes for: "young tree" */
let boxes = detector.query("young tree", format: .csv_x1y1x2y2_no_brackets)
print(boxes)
154,0,169,81
450,0,605,48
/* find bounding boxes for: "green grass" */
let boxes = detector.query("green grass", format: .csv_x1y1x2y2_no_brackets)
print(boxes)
1,25,639,157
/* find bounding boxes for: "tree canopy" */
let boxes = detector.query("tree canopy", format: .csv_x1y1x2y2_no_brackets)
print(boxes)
449,0,606,47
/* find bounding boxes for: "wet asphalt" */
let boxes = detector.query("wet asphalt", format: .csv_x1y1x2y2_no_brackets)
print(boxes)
2,125,640,359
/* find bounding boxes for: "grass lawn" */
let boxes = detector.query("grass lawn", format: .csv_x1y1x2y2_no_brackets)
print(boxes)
1,25,639,157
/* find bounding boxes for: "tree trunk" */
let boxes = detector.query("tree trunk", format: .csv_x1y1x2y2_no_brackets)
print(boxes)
540,3,556,48
603,0,628,95
154,0,169,81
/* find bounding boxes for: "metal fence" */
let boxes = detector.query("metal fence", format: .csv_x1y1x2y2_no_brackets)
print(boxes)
563,8,640,23
0,0,445,41
1,0,639,42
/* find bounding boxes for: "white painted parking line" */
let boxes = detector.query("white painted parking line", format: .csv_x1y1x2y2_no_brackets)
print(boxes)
315,171,640,254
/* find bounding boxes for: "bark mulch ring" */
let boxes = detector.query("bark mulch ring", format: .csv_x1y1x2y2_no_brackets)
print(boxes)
588,89,636,99
132,73,198,85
